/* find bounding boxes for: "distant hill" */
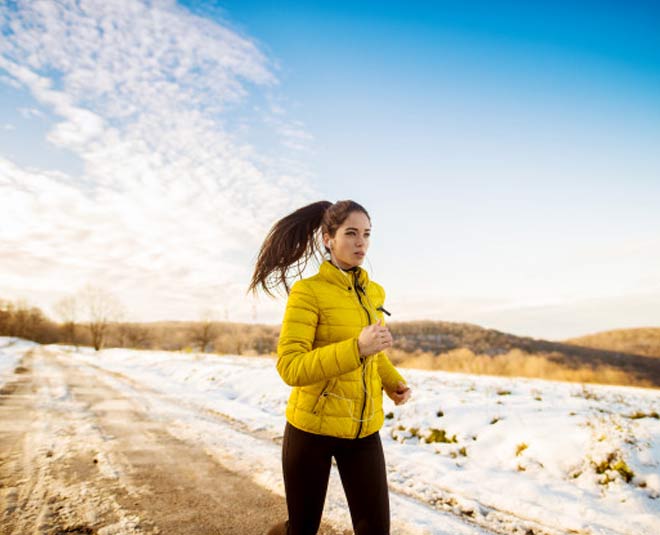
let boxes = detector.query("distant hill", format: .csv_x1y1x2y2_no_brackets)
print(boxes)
387,321,660,388
564,328,660,359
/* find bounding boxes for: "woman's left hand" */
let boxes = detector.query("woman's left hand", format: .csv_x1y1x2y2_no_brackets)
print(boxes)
386,381,411,406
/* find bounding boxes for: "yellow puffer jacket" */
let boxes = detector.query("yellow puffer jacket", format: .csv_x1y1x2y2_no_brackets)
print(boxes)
277,260,406,439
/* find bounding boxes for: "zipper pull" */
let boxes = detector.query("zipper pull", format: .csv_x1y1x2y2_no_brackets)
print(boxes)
377,305,391,316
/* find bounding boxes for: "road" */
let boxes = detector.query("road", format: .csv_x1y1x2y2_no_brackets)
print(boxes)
0,347,342,535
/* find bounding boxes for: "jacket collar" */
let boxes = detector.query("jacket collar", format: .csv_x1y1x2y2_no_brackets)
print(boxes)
319,260,370,290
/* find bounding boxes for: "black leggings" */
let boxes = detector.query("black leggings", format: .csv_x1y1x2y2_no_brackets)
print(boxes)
282,422,390,535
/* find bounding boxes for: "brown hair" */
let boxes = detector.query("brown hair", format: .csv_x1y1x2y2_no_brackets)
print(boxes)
249,200,370,296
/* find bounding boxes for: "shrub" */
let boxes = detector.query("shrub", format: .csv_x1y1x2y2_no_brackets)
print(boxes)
628,411,659,420
425,428,457,444
592,452,635,484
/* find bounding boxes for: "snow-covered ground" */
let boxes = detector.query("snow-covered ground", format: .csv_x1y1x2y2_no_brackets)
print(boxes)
0,337,33,378
2,338,659,535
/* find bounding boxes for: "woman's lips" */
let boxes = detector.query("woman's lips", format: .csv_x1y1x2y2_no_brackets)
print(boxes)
355,252,365,256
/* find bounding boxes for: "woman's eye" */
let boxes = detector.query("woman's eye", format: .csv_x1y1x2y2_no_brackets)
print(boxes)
345,231,369,238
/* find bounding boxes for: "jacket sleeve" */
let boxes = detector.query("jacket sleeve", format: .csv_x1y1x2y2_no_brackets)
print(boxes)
377,352,406,391
277,280,362,387
371,284,406,390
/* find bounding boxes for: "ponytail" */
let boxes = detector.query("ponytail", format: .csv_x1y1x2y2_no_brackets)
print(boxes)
249,201,331,296
249,199,370,296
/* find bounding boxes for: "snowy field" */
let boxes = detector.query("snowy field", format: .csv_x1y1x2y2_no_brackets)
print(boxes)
2,338,659,535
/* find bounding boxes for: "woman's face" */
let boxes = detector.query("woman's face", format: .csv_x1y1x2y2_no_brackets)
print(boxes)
324,211,371,270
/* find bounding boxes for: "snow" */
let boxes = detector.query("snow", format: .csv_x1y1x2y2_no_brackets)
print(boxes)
2,338,659,535
0,337,37,386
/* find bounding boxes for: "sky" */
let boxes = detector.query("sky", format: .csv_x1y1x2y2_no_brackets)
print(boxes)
1,0,659,340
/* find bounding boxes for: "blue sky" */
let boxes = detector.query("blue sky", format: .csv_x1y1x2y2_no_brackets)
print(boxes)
1,0,659,339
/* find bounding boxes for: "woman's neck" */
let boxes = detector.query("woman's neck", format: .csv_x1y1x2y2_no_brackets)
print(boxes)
330,259,359,272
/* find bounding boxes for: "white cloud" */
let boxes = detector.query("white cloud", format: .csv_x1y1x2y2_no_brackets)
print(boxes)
263,97,315,153
1,123,15,130
0,73,20,88
0,0,316,322
18,107,44,119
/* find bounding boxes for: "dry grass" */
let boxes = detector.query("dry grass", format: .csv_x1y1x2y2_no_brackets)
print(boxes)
389,347,654,388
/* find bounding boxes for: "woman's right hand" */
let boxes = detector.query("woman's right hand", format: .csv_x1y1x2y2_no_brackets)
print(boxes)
357,319,393,357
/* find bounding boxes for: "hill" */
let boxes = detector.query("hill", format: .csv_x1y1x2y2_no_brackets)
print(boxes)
387,320,660,388
564,327,660,359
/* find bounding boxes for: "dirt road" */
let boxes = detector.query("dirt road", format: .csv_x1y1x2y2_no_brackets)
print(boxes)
0,347,341,535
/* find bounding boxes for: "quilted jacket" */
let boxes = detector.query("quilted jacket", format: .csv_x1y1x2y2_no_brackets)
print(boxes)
277,260,406,439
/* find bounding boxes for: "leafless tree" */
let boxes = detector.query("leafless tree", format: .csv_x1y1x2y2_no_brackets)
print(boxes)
7,300,44,340
54,295,78,346
116,323,152,349
0,299,12,335
79,285,123,351
190,309,217,352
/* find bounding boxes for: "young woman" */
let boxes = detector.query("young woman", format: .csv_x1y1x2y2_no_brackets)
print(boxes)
250,200,411,535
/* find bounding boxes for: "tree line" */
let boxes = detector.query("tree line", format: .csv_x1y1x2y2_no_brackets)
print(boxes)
0,287,278,355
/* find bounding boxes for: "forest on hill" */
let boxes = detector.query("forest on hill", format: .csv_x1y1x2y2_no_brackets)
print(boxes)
566,328,660,359
386,321,660,388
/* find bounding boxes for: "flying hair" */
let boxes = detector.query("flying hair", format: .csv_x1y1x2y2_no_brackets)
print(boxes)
248,200,370,297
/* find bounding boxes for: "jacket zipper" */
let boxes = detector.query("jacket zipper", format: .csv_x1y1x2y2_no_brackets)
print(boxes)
354,286,371,325
353,274,370,438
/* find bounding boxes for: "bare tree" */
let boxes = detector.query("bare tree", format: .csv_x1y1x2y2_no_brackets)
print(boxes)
125,323,152,348
79,285,123,351
0,299,59,342
190,309,217,352
251,326,278,355
54,295,78,346
116,323,152,349
0,299,12,336
11,300,42,339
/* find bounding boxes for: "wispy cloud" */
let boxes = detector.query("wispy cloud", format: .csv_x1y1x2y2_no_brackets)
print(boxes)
0,0,315,321
18,107,43,119
0,73,20,89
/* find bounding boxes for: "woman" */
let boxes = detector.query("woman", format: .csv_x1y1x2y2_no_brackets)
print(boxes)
249,200,411,535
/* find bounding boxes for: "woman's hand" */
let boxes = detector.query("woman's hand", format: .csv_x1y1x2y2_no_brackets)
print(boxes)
385,381,412,406
357,319,393,357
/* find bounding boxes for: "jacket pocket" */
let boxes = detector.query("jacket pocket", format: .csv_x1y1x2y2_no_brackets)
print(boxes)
312,381,330,415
